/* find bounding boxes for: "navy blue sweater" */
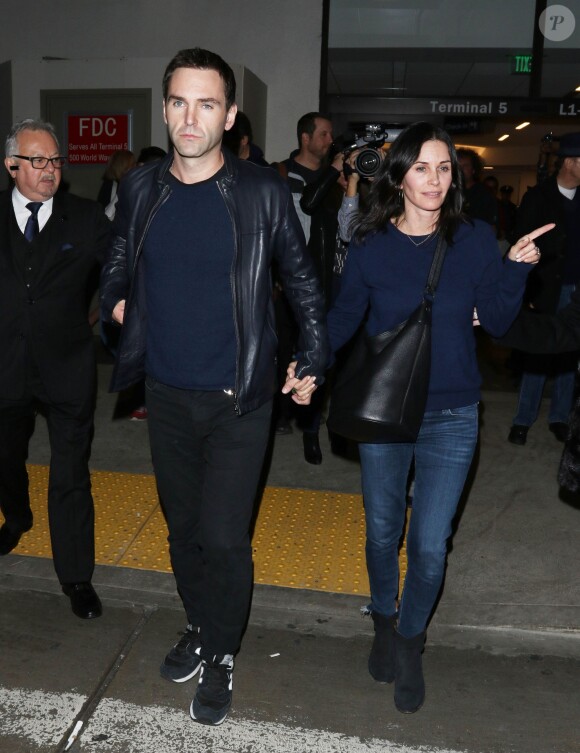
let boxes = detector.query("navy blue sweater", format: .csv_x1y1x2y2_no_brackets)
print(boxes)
327,220,530,411
143,170,236,390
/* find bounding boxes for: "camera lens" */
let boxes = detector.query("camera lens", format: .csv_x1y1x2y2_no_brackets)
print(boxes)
355,148,382,178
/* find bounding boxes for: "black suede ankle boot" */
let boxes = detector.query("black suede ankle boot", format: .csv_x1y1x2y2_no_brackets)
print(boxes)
394,630,426,713
303,432,322,464
368,612,397,683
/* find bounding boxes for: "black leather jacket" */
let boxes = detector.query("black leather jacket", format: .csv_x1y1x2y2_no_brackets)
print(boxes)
300,166,343,310
100,149,329,415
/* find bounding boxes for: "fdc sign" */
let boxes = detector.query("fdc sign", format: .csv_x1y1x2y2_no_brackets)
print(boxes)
67,114,130,164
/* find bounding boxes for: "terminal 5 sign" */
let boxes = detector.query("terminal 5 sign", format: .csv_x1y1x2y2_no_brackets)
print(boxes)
331,96,580,119
67,114,131,165
428,98,580,117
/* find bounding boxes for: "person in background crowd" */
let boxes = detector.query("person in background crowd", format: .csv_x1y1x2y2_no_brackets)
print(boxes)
537,132,559,184
497,185,517,245
502,285,580,491
507,132,580,447
482,173,499,198
326,121,550,715
222,111,269,167
457,147,497,229
99,48,328,726
274,112,334,449
97,149,136,221
137,146,167,166
0,118,110,620
297,145,349,462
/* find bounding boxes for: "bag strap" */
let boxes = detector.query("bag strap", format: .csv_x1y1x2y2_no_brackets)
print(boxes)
424,234,448,298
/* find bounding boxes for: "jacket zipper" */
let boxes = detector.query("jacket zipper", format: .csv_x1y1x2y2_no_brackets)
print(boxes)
217,177,241,415
133,184,171,274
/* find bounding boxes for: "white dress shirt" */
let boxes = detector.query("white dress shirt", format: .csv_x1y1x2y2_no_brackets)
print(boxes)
11,187,53,234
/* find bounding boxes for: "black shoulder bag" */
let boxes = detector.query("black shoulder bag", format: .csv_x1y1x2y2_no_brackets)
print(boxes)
327,234,448,444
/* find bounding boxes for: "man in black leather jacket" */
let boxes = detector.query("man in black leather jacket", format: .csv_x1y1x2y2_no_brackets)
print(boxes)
100,48,328,727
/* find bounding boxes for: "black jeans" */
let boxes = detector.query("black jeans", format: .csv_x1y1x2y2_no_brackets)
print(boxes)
146,378,272,658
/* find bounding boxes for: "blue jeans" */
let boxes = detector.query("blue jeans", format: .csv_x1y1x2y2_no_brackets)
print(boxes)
513,284,576,427
359,404,479,638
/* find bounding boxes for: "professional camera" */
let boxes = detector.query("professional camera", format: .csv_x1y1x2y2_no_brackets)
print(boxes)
342,124,402,178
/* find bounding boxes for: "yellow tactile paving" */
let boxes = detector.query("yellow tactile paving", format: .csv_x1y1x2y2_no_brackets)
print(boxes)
5,465,410,597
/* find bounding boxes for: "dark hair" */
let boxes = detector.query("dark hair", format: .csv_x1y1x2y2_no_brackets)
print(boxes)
456,147,484,181
483,174,499,191
222,111,253,155
352,121,464,245
296,111,329,149
162,48,236,109
103,149,135,181
137,146,167,164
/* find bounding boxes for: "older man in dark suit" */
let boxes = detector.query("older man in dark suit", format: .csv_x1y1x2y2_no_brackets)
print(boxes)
0,119,110,618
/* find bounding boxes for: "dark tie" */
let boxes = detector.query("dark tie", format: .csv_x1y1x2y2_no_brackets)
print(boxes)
24,202,43,242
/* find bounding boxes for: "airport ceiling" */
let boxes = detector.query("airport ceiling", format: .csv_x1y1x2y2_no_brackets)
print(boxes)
325,1,580,162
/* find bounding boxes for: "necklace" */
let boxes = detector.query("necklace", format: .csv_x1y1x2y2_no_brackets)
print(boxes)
404,230,436,248
395,216,437,247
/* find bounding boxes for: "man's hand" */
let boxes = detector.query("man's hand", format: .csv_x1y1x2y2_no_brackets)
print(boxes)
112,299,126,324
281,361,317,405
331,152,345,172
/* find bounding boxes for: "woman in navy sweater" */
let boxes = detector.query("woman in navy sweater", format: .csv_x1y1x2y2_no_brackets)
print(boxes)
326,122,553,714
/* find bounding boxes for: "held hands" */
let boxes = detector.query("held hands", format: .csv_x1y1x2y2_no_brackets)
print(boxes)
507,223,556,265
282,361,317,405
112,299,126,325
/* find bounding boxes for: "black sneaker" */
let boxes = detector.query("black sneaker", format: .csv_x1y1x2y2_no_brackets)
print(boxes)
160,625,202,683
189,654,234,726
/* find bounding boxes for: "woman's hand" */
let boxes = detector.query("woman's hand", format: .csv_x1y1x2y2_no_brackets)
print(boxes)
281,361,318,405
507,223,555,265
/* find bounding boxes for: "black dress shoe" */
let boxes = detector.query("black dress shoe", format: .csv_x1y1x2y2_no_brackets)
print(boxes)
62,582,102,619
508,425,529,445
0,523,30,556
549,422,569,442
303,432,322,465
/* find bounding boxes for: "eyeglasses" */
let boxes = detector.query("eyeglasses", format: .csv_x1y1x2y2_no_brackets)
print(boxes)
12,155,66,169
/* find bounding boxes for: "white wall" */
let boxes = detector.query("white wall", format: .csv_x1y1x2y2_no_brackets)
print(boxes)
0,0,324,162
10,58,168,149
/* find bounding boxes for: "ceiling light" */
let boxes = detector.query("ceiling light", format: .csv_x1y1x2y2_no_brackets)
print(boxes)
483,166,494,170
498,134,510,141
576,85,580,92
515,122,530,130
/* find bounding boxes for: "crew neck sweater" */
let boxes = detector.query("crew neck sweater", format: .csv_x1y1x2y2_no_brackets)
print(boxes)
327,220,531,411
142,169,236,390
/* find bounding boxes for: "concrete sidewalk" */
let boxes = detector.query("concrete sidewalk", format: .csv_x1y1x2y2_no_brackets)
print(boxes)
0,362,579,752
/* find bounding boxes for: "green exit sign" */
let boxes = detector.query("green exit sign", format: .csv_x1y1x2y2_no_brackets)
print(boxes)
512,55,533,74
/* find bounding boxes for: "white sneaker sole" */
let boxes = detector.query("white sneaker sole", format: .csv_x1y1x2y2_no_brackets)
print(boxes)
189,699,230,726
160,659,202,683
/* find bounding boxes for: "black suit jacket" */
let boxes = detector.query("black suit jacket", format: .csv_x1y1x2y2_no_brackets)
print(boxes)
0,190,110,402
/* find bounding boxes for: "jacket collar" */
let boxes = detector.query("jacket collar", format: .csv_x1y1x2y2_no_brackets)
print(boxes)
155,147,239,189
